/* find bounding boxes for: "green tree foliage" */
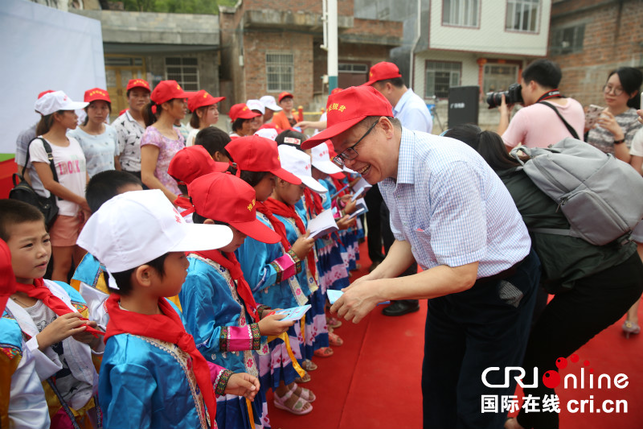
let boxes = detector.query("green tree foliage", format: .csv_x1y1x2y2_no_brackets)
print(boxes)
109,0,237,14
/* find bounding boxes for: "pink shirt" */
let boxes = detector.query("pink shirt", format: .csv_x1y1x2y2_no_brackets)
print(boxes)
502,98,585,148
140,126,184,196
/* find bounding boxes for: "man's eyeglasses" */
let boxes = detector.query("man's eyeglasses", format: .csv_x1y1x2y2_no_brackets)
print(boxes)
332,120,378,167
603,85,624,96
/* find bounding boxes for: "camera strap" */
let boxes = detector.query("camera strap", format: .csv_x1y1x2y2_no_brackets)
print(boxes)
536,89,562,103
539,101,580,140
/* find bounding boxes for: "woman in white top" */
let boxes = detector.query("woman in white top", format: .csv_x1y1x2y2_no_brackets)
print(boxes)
28,91,90,281
185,90,225,147
68,88,119,178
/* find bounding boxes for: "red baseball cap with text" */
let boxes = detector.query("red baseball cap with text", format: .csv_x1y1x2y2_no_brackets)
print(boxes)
187,90,225,112
151,80,189,105
189,173,281,244
301,85,393,149
229,103,261,121
84,88,111,104
364,62,402,86
126,79,151,92
226,135,301,185
168,145,230,185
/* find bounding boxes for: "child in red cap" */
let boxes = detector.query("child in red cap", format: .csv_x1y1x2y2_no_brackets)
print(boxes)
228,136,319,414
69,88,119,178
182,173,299,426
186,90,225,147
140,80,189,203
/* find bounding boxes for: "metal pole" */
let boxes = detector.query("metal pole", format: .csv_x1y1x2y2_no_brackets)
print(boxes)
327,0,338,93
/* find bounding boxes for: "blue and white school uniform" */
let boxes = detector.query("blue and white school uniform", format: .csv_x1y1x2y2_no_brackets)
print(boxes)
180,255,270,429
236,211,308,389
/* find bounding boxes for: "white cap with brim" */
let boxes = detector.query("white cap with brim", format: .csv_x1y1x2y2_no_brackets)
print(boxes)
77,189,233,273
34,91,88,116
246,99,266,115
278,145,327,194
311,142,343,175
260,95,283,112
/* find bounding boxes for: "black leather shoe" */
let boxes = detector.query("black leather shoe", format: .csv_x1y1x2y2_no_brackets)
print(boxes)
382,300,420,317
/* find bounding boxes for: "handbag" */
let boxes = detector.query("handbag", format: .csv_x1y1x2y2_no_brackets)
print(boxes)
9,138,60,228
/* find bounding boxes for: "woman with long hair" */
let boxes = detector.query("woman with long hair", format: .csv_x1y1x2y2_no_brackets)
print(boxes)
140,80,189,203
28,91,91,281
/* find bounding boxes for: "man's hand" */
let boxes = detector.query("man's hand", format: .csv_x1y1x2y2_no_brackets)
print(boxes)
225,373,260,401
330,278,386,324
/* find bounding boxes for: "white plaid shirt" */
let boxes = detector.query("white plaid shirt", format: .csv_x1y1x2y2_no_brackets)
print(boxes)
379,128,531,278
112,110,145,172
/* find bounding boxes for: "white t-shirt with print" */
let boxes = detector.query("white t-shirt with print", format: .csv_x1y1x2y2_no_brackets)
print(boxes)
28,137,87,216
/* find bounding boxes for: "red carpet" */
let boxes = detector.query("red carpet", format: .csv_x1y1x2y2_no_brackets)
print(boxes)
269,240,642,429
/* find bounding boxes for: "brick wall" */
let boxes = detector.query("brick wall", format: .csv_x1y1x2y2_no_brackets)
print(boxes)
243,30,314,108
244,0,353,17
550,0,643,107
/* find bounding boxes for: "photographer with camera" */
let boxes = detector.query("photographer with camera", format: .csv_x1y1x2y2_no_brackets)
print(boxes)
494,59,585,149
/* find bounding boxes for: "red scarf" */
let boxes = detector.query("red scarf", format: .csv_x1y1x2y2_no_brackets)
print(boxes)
256,202,291,251
263,198,316,279
303,188,323,218
193,250,260,323
173,196,195,216
104,295,217,423
16,278,103,337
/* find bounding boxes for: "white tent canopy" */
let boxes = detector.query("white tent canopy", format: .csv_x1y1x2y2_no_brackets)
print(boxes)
0,0,105,155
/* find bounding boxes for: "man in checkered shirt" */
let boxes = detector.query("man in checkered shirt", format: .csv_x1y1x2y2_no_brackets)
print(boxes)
303,85,541,429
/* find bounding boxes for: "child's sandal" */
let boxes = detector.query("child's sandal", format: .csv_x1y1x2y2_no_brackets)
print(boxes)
302,359,318,371
274,388,313,415
329,332,343,347
313,347,334,357
289,382,316,402
295,371,312,383
326,316,342,329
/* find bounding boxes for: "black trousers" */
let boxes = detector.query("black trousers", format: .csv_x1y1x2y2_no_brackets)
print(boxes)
365,185,385,264
422,249,540,429
516,252,643,429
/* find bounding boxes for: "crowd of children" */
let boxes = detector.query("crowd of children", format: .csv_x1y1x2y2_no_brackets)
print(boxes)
2,79,366,429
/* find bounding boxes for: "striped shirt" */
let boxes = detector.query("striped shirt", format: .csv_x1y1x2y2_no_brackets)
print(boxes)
379,128,531,278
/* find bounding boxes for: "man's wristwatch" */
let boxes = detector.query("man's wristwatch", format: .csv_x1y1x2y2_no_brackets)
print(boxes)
614,138,626,145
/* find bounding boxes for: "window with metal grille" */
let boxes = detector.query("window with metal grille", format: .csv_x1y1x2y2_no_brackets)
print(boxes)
550,24,585,55
165,57,199,91
425,61,461,98
266,53,294,92
483,64,519,94
442,0,479,27
506,0,540,32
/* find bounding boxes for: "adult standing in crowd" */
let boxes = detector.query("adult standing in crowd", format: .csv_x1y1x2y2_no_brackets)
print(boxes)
68,88,119,178
112,79,151,179
228,103,261,138
364,61,433,316
497,59,585,148
140,80,188,203
185,90,224,147
586,67,642,162
260,95,282,125
303,86,539,429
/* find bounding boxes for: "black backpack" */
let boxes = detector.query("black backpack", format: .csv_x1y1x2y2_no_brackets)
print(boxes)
9,138,60,228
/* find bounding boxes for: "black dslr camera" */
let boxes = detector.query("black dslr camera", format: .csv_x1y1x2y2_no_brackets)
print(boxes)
486,83,523,108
